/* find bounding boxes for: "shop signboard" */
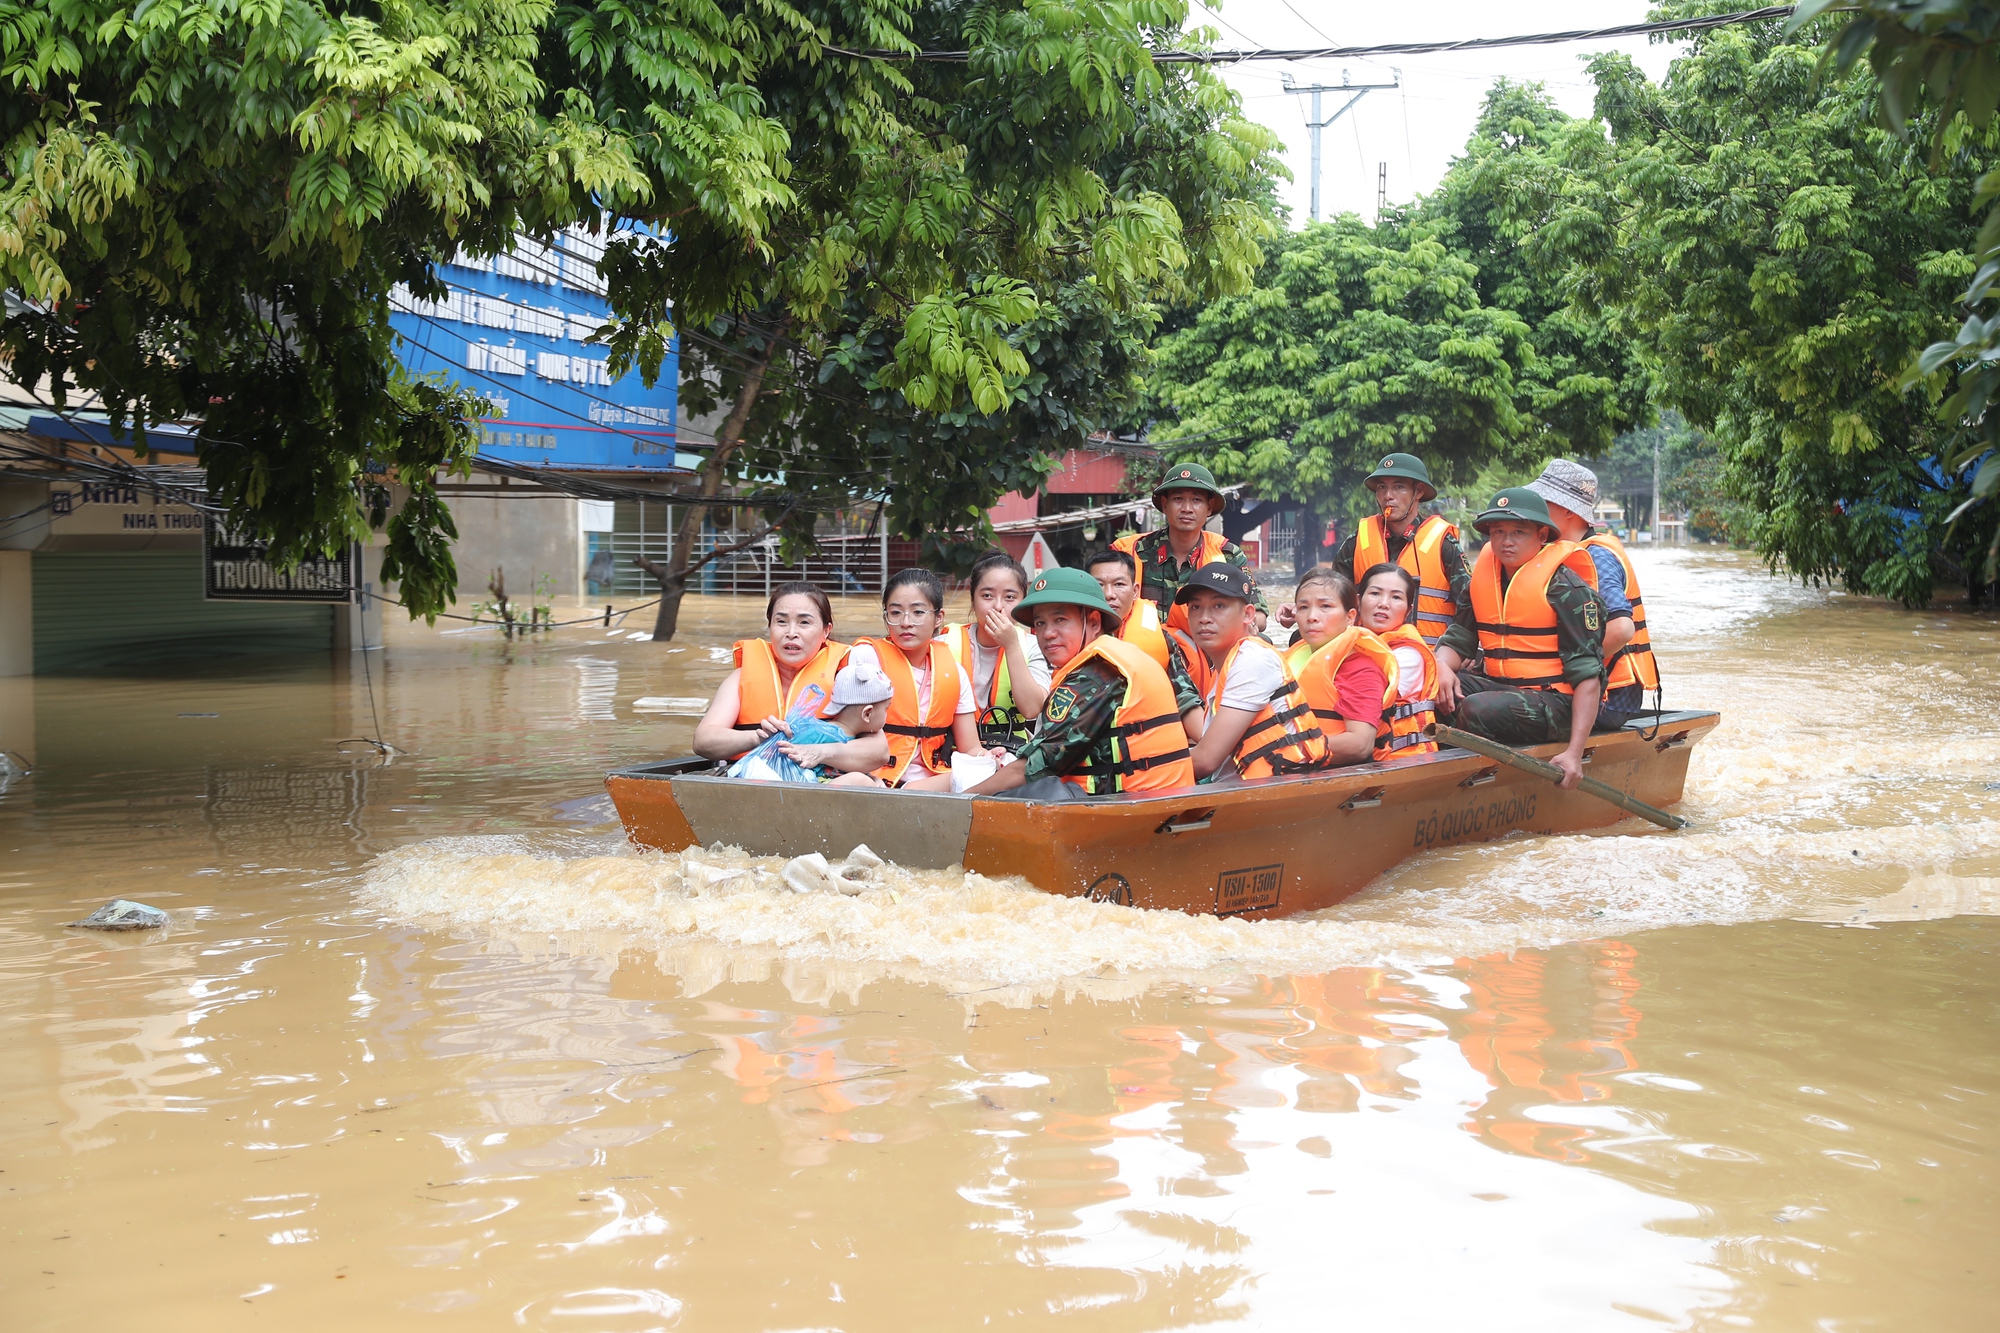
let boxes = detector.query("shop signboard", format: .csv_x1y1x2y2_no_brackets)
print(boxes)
387,228,692,473
203,519,354,603
39,480,207,538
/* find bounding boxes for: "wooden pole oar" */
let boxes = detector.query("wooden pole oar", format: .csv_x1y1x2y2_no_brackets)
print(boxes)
1434,724,1691,831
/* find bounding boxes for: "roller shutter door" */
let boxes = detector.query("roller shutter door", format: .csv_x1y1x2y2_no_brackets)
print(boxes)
33,551,332,673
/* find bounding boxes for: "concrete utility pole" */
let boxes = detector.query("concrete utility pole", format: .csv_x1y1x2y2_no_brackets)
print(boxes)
1377,162,1388,223
1652,435,1662,544
1281,70,1400,223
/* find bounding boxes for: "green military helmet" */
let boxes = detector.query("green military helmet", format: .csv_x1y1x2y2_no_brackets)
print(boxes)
1364,452,1437,502
1012,566,1123,636
1473,486,1559,537
1152,461,1226,513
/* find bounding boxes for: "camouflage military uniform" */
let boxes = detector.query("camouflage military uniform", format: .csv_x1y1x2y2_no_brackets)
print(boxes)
1333,523,1471,610
1163,637,1203,716
1014,660,1142,786
1126,530,1251,616
1437,567,1613,745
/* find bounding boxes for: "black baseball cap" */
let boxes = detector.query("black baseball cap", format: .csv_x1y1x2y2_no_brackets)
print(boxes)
1173,562,1256,605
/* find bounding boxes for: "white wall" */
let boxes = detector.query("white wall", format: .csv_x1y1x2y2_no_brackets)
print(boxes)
447,494,583,602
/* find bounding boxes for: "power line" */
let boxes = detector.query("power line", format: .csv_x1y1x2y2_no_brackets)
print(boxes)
1186,1,1265,51
1276,0,1337,48
825,7,1801,63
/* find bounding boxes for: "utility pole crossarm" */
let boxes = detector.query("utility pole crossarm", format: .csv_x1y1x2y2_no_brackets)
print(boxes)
1280,70,1401,223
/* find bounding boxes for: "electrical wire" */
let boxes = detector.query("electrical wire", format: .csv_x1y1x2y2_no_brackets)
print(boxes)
824,7,1802,63
1276,0,1337,48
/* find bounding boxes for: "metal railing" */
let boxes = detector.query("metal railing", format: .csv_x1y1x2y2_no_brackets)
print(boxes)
597,530,919,598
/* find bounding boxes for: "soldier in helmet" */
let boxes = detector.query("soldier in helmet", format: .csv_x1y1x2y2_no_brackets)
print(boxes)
1328,452,1468,648
1434,488,1610,789
964,569,1196,797
1111,463,1249,633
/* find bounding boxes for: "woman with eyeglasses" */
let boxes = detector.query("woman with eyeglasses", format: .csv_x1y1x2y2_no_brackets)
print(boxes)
845,568,983,787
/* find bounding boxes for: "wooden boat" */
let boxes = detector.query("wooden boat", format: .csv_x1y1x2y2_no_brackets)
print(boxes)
605,711,1717,920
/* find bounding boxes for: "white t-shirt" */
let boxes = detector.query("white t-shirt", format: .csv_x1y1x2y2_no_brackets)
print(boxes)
1211,636,1289,715
1391,644,1426,702
967,632,1051,704
848,642,975,716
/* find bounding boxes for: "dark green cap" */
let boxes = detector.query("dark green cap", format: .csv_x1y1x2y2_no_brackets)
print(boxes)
1472,487,1558,536
1152,462,1226,509
1012,566,1122,635
1365,452,1437,502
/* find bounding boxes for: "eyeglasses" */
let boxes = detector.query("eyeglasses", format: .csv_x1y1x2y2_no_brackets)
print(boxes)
882,608,936,624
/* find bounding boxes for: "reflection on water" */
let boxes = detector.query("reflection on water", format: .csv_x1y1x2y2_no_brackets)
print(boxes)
2,555,1997,1329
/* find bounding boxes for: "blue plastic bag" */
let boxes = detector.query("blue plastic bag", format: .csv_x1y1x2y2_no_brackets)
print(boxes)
726,685,850,783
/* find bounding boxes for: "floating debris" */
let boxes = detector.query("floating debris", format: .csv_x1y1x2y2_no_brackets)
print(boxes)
67,899,170,931
632,697,710,715
781,852,837,895
781,845,885,896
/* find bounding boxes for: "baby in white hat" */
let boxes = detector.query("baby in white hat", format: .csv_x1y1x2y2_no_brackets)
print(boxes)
767,658,891,781
819,659,893,733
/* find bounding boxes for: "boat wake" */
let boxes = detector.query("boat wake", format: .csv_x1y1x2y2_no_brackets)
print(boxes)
357,798,2000,999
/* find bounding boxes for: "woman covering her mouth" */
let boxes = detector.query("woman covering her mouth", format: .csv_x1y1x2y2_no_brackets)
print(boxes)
847,568,985,788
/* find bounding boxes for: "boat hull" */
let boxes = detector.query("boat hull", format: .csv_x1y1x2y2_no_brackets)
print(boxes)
606,712,1717,920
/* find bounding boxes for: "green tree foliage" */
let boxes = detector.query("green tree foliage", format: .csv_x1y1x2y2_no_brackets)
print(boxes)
1529,25,1999,605
1592,413,1753,546
613,1,1283,631
1144,211,1608,539
1415,81,1652,454
0,0,655,615
1,0,1282,623
1792,0,2000,579
1142,89,1648,546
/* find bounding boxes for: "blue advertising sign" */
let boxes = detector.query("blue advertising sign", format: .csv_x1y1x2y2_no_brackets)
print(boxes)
388,228,691,473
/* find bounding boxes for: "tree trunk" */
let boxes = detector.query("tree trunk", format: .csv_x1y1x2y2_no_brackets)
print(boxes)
636,319,790,641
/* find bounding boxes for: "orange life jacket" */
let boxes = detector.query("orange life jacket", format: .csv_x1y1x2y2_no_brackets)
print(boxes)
858,637,960,784
1118,599,1172,671
1044,633,1195,794
1288,627,1398,762
1582,533,1660,694
1165,624,1212,701
1354,513,1459,647
938,622,1035,749
733,638,847,737
1374,623,1440,758
1468,541,1601,694
1204,636,1327,779
1114,529,1231,632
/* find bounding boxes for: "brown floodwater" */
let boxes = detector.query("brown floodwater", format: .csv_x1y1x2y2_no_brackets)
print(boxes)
2,550,1997,1330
